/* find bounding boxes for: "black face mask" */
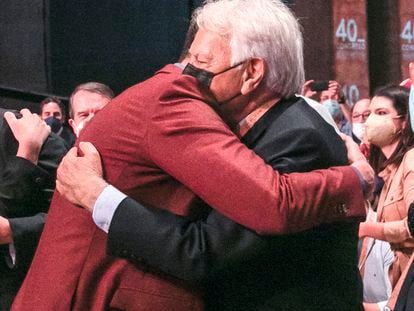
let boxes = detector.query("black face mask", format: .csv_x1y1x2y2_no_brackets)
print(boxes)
44,116,63,134
182,62,245,104
182,61,245,89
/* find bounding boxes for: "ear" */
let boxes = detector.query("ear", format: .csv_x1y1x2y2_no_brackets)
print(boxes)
240,58,265,95
68,119,76,132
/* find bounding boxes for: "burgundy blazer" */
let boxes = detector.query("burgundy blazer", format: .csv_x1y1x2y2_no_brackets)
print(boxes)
13,65,365,310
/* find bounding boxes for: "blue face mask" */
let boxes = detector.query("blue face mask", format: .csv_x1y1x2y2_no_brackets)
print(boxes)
44,116,63,134
322,99,342,120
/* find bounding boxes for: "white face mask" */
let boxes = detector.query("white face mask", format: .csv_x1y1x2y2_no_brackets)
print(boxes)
352,122,365,141
73,120,85,137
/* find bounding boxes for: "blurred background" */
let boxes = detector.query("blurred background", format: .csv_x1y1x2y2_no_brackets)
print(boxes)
0,0,413,112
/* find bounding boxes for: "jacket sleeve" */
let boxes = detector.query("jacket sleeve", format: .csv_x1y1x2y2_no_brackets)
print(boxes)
146,75,365,234
0,111,68,268
0,157,52,217
0,111,68,218
8,213,46,270
403,150,414,211
108,128,363,282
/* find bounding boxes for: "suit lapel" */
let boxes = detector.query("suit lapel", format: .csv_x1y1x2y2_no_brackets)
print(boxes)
241,96,297,148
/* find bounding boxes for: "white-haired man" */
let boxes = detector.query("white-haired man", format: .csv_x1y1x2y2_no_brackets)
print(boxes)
15,1,370,310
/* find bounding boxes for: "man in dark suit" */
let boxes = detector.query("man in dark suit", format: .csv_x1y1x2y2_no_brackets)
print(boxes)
127,96,364,311
0,108,67,309
14,1,371,310
57,96,364,311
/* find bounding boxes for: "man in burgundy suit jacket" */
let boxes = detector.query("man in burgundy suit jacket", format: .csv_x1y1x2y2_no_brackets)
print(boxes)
13,1,371,310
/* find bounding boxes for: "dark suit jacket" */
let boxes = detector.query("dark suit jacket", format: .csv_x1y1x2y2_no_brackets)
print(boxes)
59,125,76,149
0,108,67,309
14,67,364,311
107,97,363,310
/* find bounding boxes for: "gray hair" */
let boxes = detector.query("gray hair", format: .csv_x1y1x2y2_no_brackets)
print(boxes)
194,0,304,98
69,82,114,118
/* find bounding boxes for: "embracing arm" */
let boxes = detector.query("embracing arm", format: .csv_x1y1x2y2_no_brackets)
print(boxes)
106,126,362,282
106,168,360,283
57,77,371,235
145,75,368,233
57,132,367,282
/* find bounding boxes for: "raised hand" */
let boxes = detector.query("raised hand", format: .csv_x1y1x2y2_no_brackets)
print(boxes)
4,109,51,164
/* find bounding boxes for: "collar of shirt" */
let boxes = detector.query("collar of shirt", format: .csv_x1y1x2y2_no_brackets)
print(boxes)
237,100,277,137
378,163,398,185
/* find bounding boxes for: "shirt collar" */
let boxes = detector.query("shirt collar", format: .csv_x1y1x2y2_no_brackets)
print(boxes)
237,101,278,137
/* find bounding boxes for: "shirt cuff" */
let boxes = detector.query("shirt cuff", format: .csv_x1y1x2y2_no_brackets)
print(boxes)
5,243,16,268
92,185,127,233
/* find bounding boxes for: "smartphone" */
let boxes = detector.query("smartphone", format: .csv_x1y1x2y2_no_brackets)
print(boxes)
310,81,329,92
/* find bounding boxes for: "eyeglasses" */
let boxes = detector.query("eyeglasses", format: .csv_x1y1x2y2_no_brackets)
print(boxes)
352,111,371,121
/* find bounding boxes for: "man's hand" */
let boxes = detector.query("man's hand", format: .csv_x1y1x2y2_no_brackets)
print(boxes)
0,216,13,244
340,133,375,196
4,108,51,164
340,133,366,163
56,142,108,213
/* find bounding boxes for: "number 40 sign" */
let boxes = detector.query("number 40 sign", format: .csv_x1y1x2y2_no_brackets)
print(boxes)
401,20,414,49
335,17,366,50
335,18,358,42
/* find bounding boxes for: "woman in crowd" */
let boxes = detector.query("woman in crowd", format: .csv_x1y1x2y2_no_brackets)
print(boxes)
359,85,414,311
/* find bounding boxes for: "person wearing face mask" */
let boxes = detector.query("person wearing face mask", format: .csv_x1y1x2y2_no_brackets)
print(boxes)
390,61,414,311
302,79,353,137
351,98,371,144
357,85,414,311
67,82,114,137
0,85,111,309
319,83,353,137
353,98,393,311
14,1,375,310
14,1,375,311
0,108,68,309
39,97,76,148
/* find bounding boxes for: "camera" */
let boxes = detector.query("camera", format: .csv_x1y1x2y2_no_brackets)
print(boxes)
310,81,329,92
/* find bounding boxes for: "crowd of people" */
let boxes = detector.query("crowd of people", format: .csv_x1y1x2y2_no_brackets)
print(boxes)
0,82,113,309
0,0,414,310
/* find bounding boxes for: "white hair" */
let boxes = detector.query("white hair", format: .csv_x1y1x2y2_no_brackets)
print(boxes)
194,0,305,98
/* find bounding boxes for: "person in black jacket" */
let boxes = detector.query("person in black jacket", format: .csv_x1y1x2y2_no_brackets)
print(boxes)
54,0,374,308
58,95,367,311
0,108,68,309
40,97,76,148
